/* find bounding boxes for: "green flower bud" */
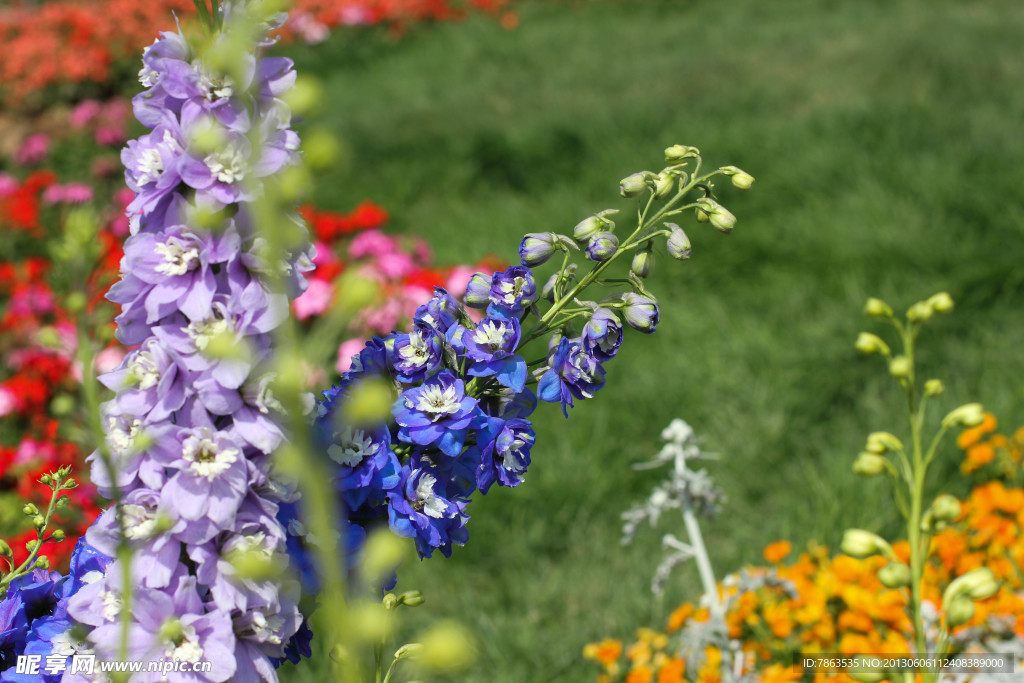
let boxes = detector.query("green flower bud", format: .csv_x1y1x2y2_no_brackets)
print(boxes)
720,165,754,190
393,643,424,660
664,145,699,164
944,568,1000,606
651,171,674,199
840,529,891,559
924,379,945,397
930,494,961,523
63,478,78,490
907,301,933,322
34,556,49,570
0,541,10,559
665,223,692,260
399,590,425,607
630,248,654,278
329,644,351,663
25,539,38,553
878,562,912,589
888,355,911,379
619,172,651,198
852,452,888,477
55,495,70,510
855,332,890,356
573,210,617,241
942,403,985,428
928,292,954,313
32,515,45,529
946,595,975,627
863,297,893,318
382,593,399,610
695,207,710,223
23,504,38,516
49,394,75,416
696,199,736,233
849,669,885,683
52,529,65,542
865,431,902,454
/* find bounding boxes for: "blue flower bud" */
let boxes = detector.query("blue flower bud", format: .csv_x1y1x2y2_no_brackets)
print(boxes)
519,232,558,267
585,232,618,261
464,272,492,309
620,293,659,333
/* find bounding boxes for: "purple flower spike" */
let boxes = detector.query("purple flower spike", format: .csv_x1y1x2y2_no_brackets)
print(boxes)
487,265,536,318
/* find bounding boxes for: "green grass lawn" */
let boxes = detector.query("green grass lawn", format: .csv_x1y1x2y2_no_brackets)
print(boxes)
277,0,1024,679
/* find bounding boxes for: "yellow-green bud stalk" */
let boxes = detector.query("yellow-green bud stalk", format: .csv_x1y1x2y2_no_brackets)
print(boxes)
945,595,975,627
924,379,945,397
720,165,754,190
619,172,650,198
907,300,933,322
651,171,674,199
865,431,902,454
852,452,889,477
928,292,954,313
930,494,961,523
942,403,985,428
399,590,425,607
878,562,912,589
888,355,911,379
840,529,892,559
944,568,1000,606
854,332,890,356
863,297,893,318
664,144,699,164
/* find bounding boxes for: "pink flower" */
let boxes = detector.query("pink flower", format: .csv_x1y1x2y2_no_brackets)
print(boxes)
412,238,432,265
311,240,339,268
69,100,102,128
0,388,18,417
14,133,50,165
292,12,330,44
335,338,366,374
292,278,334,320
42,185,66,205
95,126,126,146
349,229,397,259
375,251,415,278
445,265,477,297
94,347,126,374
0,173,18,197
62,182,93,203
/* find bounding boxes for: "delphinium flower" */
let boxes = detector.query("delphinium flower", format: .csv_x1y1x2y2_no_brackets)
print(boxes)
287,145,754,657
0,3,313,680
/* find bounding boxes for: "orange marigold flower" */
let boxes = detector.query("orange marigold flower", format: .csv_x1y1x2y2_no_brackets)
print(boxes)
657,659,686,683
667,603,694,633
626,666,654,683
763,540,792,564
584,639,623,667
761,663,802,683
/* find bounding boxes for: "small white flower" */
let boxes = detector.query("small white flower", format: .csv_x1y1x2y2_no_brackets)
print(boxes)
414,473,448,519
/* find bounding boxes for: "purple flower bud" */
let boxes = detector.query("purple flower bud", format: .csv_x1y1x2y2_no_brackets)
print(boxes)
666,223,691,260
519,232,558,267
463,272,492,309
621,293,659,333
585,232,618,261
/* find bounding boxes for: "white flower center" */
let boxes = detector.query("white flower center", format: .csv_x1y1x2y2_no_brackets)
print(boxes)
185,314,231,352
204,145,247,184
130,351,161,390
183,429,239,481
250,611,285,645
122,503,158,541
398,330,431,368
107,415,142,456
193,60,235,101
51,629,93,658
502,437,528,472
498,277,527,305
101,590,122,622
328,426,377,467
138,65,160,88
136,147,164,186
472,320,507,351
414,473,447,519
165,624,204,663
413,384,461,420
154,239,200,276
